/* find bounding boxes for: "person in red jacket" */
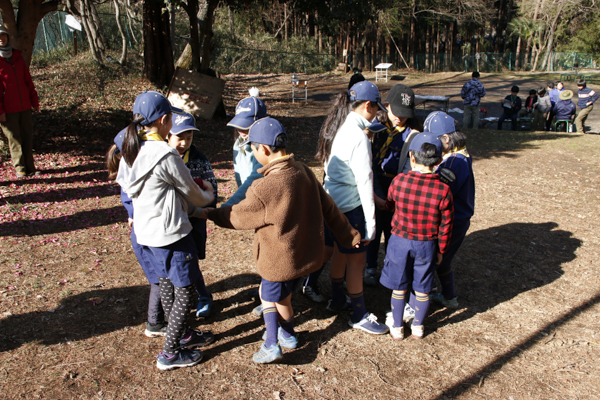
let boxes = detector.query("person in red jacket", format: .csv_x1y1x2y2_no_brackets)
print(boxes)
0,26,40,178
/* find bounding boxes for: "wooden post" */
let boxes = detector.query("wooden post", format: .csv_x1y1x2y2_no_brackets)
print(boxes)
74,31,78,55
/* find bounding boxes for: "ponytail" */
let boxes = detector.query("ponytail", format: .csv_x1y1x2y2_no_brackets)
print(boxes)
316,93,364,164
106,144,121,180
122,114,145,167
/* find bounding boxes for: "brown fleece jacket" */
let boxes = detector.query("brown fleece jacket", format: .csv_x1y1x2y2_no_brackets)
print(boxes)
208,154,361,282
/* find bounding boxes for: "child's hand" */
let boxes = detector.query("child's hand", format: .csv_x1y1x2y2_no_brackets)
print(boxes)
128,218,133,229
374,195,387,210
202,180,214,194
435,252,443,265
356,239,370,248
201,207,214,219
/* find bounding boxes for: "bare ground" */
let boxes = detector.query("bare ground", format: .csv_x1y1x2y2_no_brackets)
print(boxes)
1,67,599,399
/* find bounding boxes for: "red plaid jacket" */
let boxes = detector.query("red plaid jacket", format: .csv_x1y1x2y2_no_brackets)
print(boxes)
387,171,454,253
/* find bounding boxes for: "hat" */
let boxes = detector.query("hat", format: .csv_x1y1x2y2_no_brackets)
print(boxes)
423,111,456,136
385,84,415,119
133,91,183,126
0,26,9,36
367,119,388,134
409,132,443,158
559,90,573,101
243,117,287,147
349,81,387,112
227,96,267,130
114,128,126,152
171,112,200,135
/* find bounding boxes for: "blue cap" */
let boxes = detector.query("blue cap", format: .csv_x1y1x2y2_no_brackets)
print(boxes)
348,81,387,112
367,117,388,134
114,128,126,153
243,117,287,147
133,91,183,126
409,132,443,157
170,112,200,135
423,111,457,136
227,96,267,130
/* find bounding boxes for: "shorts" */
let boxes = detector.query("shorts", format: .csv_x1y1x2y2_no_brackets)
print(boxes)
131,228,159,285
143,234,200,287
324,206,367,254
379,234,437,293
260,277,300,303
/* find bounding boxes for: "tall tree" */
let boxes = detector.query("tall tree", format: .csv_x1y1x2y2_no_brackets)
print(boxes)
143,0,174,85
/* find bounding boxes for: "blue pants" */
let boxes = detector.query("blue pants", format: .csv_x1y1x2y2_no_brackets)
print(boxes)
366,206,393,269
436,218,471,278
498,112,519,131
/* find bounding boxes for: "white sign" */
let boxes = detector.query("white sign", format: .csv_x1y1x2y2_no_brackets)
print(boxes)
475,53,481,60
65,15,82,32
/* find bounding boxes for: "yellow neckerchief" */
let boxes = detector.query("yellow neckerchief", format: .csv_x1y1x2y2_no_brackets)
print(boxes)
182,149,190,163
377,123,406,162
442,147,470,161
138,127,165,143
412,164,435,174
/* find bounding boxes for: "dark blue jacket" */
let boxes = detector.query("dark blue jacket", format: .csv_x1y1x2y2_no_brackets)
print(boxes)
552,99,576,121
437,152,475,221
502,95,522,114
577,87,599,109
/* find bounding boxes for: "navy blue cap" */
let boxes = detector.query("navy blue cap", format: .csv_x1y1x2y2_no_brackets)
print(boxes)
170,112,200,135
367,117,388,134
349,81,387,112
227,96,267,130
114,128,126,153
423,111,457,136
133,91,183,126
409,132,443,157
243,117,287,147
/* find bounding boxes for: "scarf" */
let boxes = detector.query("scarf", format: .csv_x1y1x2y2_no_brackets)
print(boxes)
442,147,470,161
377,123,406,163
0,44,12,59
138,127,165,143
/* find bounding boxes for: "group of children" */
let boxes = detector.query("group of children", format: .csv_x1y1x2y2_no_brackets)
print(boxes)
497,79,598,133
107,79,476,370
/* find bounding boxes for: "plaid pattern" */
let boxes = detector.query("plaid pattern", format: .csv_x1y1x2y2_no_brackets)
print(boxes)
387,171,454,253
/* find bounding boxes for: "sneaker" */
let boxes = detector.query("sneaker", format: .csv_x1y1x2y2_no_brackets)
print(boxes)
348,313,389,335
302,285,325,303
326,295,351,313
411,323,425,339
262,327,299,349
196,297,213,317
403,303,415,323
156,349,202,370
179,329,215,349
430,293,459,309
145,322,167,337
252,304,264,316
384,313,404,340
363,268,378,287
252,343,283,364
16,172,26,179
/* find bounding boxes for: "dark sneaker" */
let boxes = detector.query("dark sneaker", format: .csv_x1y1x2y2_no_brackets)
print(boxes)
430,293,459,309
252,343,283,364
348,313,389,335
363,268,379,287
179,329,215,349
326,295,351,313
196,297,213,318
145,322,167,337
156,349,202,370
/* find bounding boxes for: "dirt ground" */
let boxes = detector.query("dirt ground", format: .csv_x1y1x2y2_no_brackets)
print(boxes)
1,68,600,400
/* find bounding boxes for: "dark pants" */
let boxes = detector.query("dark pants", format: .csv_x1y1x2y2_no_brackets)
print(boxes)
0,109,35,174
498,112,519,131
366,207,393,269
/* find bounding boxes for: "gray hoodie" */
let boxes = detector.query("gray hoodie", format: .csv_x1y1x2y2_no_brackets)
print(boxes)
116,140,214,247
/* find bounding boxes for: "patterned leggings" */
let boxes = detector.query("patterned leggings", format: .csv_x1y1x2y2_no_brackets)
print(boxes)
158,277,195,354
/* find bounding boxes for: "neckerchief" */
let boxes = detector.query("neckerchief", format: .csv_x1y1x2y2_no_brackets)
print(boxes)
442,147,470,161
138,127,165,143
182,149,190,163
377,123,406,164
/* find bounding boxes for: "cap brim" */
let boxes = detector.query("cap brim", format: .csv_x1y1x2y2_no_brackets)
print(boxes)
170,126,200,135
170,106,184,114
227,115,255,130
390,103,415,119
377,101,388,113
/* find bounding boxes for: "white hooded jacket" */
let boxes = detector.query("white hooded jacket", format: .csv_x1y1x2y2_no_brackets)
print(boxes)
116,140,214,247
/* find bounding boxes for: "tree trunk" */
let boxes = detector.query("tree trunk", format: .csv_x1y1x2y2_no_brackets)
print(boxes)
143,0,174,86
515,36,521,70
199,0,218,73
114,0,127,65
66,0,106,63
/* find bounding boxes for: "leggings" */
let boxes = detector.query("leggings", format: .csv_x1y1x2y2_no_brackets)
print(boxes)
158,277,195,354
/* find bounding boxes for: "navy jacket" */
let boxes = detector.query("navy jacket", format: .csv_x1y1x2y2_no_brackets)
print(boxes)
552,100,576,121
502,95,521,114
577,87,599,109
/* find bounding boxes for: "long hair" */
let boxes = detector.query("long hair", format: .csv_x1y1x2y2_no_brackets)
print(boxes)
106,144,121,180
122,114,145,167
316,93,364,164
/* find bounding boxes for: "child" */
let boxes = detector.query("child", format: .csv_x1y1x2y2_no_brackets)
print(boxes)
316,81,389,335
552,90,576,132
518,89,538,121
460,71,486,129
106,130,166,338
532,87,552,131
574,79,598,134
381,131,453,340
116,91,215,370
498,85,521,131
424,112,475,310
168,112,218,317
206,117,361,363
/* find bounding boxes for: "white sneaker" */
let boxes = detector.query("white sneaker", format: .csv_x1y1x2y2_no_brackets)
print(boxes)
302,285,325,303
389,326,404,340
403,303,415,323
411,323,425,339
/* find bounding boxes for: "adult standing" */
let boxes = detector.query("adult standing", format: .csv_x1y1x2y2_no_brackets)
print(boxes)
0,26,40,178
460,71,486,129
575,79,598,134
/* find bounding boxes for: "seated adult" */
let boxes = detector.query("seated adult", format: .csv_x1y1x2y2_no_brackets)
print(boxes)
552,90,576,132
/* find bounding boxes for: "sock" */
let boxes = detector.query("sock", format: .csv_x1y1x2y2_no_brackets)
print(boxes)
408,291,417,311
279,316,295,338
195,272,211,299
413,294,430,326
391,291,407,328
330,277,345,306
439,269,456,300
349,292,367,322
262,307,279,347
304,263,325,288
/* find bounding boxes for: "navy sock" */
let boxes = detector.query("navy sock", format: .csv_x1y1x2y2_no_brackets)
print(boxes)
331,277,345,306
413,294,430,326
349,292,367,322
408,291,417,310
391,291,406,328
304,263,325,288
439,269,456,300
279,316,295,338
263,307,279,347
195,272,211,299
